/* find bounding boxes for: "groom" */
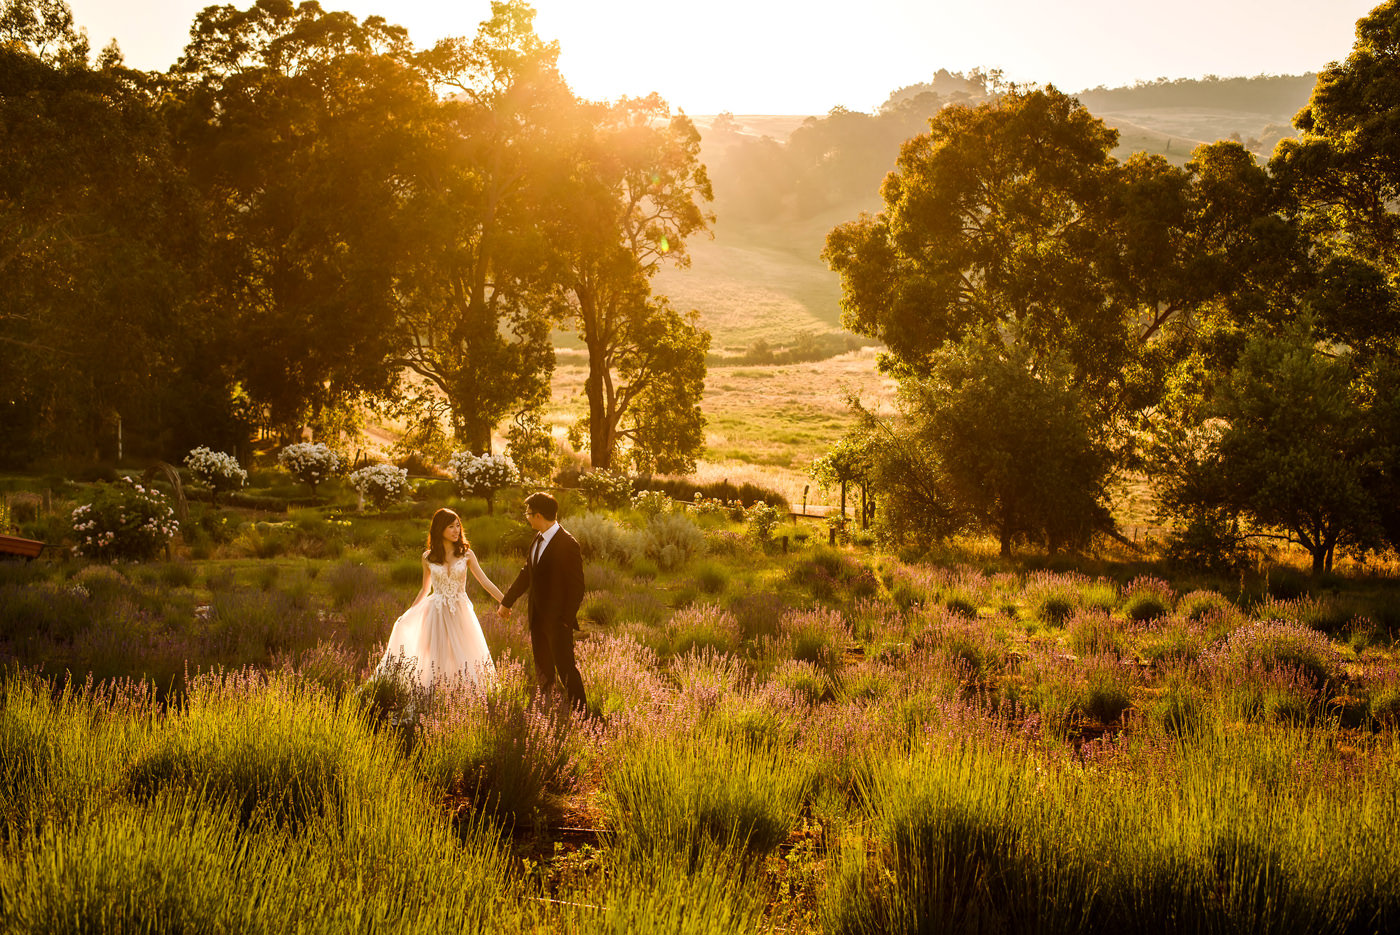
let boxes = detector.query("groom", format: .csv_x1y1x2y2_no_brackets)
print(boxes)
500,492,588,711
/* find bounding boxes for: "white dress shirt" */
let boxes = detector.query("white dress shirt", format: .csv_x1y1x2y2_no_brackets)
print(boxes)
532,521,560,565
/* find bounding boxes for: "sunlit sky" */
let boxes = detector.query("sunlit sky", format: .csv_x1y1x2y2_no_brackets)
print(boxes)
66,0,1378,114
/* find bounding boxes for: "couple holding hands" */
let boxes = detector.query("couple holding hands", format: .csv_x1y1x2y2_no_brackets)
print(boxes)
374,492,588,711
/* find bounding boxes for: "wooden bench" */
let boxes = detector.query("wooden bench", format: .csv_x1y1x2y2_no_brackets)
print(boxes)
0,535,45,560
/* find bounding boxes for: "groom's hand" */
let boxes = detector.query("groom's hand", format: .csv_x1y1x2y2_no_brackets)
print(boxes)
497,604,511,619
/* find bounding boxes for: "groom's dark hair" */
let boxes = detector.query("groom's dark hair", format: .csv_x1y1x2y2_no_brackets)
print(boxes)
525,491,558,521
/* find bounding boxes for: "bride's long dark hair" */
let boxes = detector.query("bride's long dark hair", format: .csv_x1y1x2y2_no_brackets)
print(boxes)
426,508,469,565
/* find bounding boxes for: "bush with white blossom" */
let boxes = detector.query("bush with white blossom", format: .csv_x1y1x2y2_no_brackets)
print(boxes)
71,477,179,561
578,468,633,509
746,501,786,545
184,446,247,504
448,450,519,514
349,463,409,509
278,442,343,493
630,488,673,518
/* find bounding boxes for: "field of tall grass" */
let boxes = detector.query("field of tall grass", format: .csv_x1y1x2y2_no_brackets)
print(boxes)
2,473,1399,933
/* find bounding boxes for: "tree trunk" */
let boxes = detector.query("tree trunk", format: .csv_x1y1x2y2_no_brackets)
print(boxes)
999,524,1011,559
585,335,612,470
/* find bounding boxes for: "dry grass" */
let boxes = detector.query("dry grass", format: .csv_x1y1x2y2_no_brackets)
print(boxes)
549,348,896,502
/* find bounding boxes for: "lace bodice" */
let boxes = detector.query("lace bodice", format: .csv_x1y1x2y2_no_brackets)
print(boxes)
428,556,470,613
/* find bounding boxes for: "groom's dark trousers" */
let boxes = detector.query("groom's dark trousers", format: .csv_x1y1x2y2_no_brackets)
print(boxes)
503,527,588,710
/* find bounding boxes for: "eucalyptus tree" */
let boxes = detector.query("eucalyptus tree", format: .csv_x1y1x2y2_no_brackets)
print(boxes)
392,0,574,452
0,1,217,463
168,0,432,437
556,93,714,472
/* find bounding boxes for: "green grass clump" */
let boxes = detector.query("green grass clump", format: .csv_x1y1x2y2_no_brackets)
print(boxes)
665,604,742,658
570,844,771,935
770,658,831,704
124,671,374,830
692,560,729,595
1067,609,1128,657
1026,573,1080,626
413,665,579,828
1204,620,1343,688
603,732,809,866
1122,576,1175,623
1178,589,1231,621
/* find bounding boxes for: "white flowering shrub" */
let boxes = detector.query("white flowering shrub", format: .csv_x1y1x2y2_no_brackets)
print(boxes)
746,501,786,544
688,493,732,520
349,463,409,509
184,446,247,504
71,477,179,561
448,450,519,514
578,468,632,509
630,488,673,518
278,443,343,493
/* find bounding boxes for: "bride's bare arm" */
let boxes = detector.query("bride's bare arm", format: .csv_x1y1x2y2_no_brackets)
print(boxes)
466,550,505,603
408,552,431,607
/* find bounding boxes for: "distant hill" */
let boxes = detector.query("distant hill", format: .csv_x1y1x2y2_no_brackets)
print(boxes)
1073,74,1316,117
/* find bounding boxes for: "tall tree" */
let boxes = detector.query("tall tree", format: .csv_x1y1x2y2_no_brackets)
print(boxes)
392,0,572,452
822,88,1126,400
168,0,430,436
1274,0,1400,273
0,5,219,463
559,93,714,471
1160,320,1389,575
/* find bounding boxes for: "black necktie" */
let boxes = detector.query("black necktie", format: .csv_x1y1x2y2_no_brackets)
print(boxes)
531,532,544,566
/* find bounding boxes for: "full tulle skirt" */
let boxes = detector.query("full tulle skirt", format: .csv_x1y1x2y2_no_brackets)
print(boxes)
375,596,495,690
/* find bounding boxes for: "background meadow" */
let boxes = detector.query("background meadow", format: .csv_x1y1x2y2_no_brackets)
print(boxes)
2,470,1399,934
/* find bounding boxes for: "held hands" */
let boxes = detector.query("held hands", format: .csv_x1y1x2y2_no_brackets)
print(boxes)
497,604,511,619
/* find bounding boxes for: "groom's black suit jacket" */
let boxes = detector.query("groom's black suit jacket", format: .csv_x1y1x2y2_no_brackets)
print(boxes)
502,526,585,632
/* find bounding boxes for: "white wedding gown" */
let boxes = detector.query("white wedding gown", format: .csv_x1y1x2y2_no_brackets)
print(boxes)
376,556,495,690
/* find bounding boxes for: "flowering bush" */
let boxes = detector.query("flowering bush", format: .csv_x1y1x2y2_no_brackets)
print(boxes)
71,476,179,561
630,488,673,518
448,450,519,514
688,493,740,520
578,468,632,509
1202,619,1343,688
1122,576,1175,623
745,501,786,545
184,446,247,504
278,443,343,493
349,463,409,509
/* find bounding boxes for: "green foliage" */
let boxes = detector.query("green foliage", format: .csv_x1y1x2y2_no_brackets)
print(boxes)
578,469,634,510
1122,576,1175,623
1163,320,1389,575
69,477,178,562
569,512,639,565
561,96,713,473
603,732,809,865
413,672,579,828
505,409,556,483
744,501,785,546
1204,619,1343,688
641,512,705,571
123,672,372,830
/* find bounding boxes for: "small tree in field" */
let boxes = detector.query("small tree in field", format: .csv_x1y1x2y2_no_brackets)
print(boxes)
278,443,343,494
810,432,874,528
449,451,519,515
184,447,247,505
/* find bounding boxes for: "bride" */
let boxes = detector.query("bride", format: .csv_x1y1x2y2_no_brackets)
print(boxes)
376,508,502,690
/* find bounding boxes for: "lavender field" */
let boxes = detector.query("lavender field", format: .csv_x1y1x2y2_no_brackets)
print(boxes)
2,481,1399,934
